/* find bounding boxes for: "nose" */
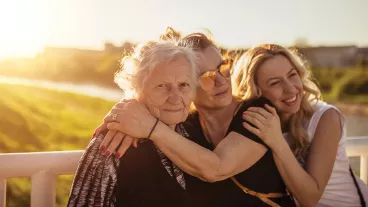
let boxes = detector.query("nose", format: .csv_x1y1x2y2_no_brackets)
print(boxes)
214,71,227,86
283,80,297,93
167,87,182,104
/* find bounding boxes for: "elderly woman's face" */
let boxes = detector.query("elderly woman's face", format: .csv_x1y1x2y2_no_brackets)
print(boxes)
140,55,196,125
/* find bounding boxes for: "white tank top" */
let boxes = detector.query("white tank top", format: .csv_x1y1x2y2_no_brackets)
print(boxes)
303,101,368,206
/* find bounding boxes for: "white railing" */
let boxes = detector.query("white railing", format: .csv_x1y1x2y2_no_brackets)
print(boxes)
0,137,368,207
345,137,368,183
0,150,83,207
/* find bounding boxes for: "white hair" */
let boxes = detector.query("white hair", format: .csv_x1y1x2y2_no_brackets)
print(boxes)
114,39,198,98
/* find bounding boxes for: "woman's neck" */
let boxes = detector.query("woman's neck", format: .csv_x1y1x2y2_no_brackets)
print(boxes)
195,98,241,146
280,113,292,132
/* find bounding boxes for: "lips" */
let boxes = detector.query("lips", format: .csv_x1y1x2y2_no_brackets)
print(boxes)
215,88,229,96
164,108,183,112
282,94,298,105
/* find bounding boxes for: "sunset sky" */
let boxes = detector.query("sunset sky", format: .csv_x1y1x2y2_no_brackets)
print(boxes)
0,0,367,58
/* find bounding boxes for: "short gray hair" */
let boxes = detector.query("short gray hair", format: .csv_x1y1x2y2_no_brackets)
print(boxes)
114,40,198,98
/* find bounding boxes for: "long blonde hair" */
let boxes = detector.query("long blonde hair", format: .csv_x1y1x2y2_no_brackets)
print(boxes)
232,44,321,159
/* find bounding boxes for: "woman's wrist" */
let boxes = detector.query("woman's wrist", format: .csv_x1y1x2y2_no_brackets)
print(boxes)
149,121,171,142
271,135,290,156
147,118,159,139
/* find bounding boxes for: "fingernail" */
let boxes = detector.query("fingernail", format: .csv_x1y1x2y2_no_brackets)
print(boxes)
105,151,111,157
99,145,105,152
115,153,120,158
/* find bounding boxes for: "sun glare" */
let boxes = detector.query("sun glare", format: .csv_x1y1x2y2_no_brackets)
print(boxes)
0,0,46,59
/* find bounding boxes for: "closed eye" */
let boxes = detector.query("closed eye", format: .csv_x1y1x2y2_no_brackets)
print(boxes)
289,72,298,78
270,81,280,86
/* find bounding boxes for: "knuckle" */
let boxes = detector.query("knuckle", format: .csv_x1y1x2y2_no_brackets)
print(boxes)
106,143,115,151
101,140,107,146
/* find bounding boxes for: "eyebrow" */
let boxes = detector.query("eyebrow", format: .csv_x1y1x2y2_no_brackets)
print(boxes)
266,68,296,83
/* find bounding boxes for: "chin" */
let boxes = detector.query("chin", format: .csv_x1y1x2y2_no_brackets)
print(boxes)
280,106,300,116
161,119,180,126
217,98,232,108
214,89,232,103
160,114,186,125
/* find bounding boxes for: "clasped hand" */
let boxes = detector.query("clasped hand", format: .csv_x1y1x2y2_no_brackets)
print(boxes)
93,99,157,158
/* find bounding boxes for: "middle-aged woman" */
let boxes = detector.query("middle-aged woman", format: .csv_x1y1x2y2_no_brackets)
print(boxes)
97,28,296,207
67,39,200,207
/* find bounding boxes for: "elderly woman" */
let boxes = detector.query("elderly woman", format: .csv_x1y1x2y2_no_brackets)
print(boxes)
67,39,199,207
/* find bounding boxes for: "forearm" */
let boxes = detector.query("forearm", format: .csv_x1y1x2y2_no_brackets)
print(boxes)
150,122,233,182
272,141,323,206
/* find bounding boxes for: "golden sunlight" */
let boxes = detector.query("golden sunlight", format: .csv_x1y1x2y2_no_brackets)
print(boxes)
0,0,46,58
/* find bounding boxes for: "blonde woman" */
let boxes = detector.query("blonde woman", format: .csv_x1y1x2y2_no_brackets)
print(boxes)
235,44,368,206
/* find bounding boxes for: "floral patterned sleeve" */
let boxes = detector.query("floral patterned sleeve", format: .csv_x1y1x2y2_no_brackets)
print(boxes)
67,123,190,207
67,134,120,207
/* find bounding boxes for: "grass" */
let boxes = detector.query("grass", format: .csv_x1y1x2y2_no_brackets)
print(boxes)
0,83,115,207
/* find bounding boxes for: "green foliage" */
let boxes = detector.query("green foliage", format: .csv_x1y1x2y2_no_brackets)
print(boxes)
0,84,115,207
0,52,122,89
311,68,368,104
0,47,367,105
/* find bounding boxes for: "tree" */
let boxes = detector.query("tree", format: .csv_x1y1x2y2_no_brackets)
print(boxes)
294,37,309,48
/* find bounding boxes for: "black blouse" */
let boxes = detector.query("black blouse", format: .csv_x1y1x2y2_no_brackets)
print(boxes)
182,98,296,207
114,124,203,207
115,140,201,207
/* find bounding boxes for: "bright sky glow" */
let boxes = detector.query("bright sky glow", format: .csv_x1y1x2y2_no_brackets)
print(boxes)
0,0,367,58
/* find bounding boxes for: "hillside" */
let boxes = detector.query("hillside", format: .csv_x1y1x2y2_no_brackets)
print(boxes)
0,83,115,207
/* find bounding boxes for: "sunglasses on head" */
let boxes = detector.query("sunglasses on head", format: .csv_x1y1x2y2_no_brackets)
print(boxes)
199,58,233,90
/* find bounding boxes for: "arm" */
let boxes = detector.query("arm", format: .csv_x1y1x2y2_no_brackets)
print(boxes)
150,123,267,182
67,134,120,206
273,109,340,206
105,100,268,183
244,106,341,207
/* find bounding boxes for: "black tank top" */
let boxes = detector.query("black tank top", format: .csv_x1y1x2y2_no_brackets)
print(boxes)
182,98,296,207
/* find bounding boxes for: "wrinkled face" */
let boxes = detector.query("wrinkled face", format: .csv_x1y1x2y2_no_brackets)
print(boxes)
256,54,303,117
140,55,196,125
193,46,233,109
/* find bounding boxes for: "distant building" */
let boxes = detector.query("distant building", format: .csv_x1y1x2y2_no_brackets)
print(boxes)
104,42,134,54
42,47,104,60
357,48,368,67
42,42,135,59
294,46,358,69
293,46,368,69
42,43,368,69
